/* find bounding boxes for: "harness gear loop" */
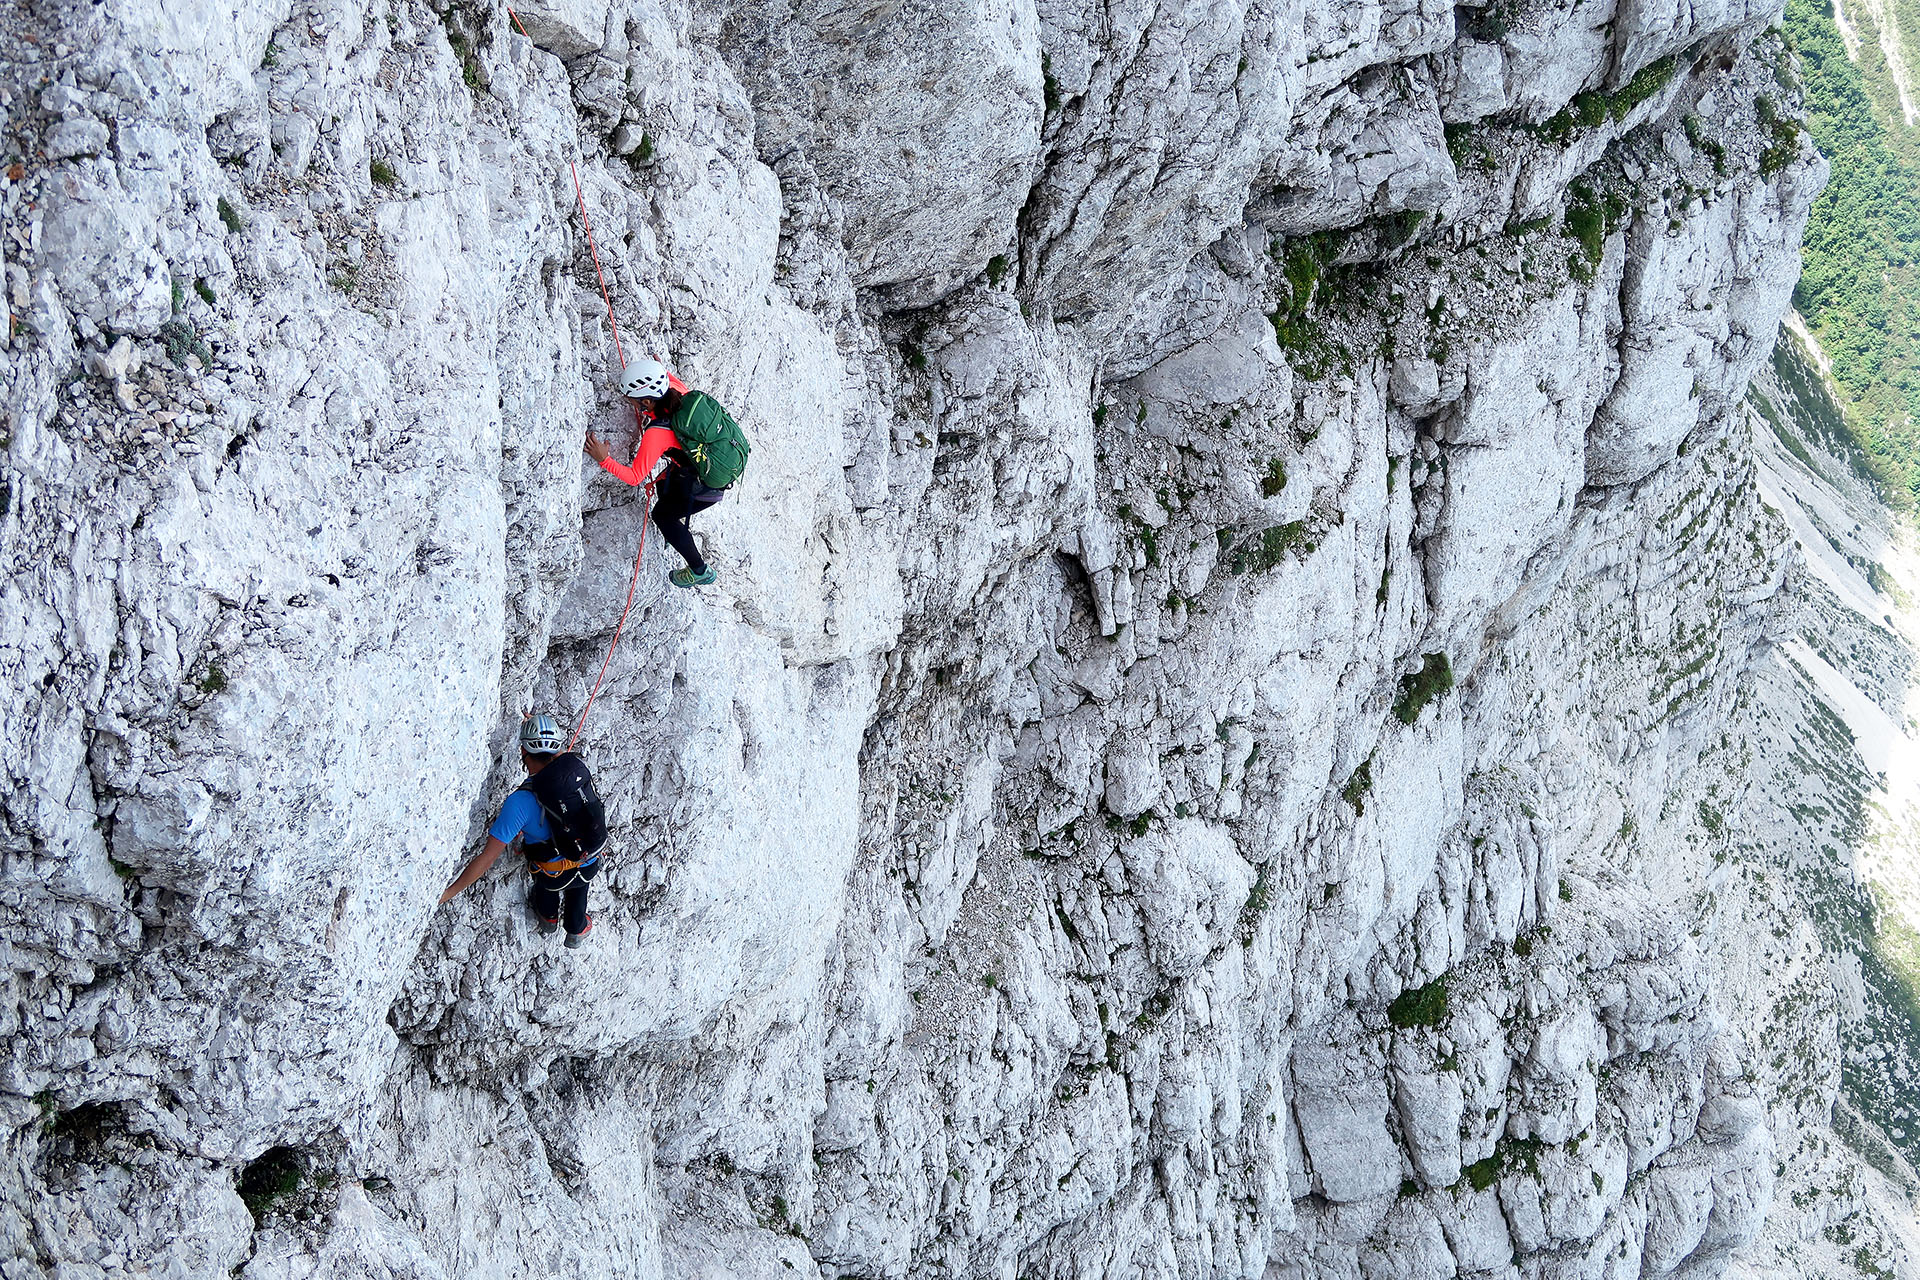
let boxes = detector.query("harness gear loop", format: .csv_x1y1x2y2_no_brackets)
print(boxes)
532,857,593,881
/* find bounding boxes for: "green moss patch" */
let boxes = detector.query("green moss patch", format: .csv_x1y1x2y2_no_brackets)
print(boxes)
1388,974,1449,1029
1392,653,1454,725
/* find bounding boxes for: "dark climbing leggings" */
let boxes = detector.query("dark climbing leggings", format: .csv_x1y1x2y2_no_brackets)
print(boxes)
529,860,600,935
652,463,724,573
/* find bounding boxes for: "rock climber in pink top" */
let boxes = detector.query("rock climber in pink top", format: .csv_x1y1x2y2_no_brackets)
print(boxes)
583,359,723,588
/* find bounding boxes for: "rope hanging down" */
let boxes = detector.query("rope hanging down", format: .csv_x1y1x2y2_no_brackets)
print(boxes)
567,155,627,370
568,477,652,752
563,156,651,753
508,6,653,752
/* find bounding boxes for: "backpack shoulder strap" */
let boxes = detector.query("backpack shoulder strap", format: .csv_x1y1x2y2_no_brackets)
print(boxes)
527,753,585,796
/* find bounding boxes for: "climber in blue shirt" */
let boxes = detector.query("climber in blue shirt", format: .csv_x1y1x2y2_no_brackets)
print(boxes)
488,789,551,848
439,715,607,947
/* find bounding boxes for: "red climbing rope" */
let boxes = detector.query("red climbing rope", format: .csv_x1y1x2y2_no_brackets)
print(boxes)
568,477,653,751
567,157,627,371
507,4,653,751
511,8,629,371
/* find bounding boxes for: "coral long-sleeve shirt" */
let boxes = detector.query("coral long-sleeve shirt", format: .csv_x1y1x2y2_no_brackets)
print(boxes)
598,369,690,488
600,425,677,487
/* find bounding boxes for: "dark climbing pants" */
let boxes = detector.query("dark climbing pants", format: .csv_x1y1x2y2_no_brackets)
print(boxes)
652,463,724,573
529,859,600,936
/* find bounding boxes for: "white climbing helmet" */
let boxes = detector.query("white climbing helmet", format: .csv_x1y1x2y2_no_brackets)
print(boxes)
519,714,566,756
617,358,669,401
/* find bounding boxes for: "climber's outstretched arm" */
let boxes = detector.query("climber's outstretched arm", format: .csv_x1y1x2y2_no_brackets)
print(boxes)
586,425,677,487
439,835,509,905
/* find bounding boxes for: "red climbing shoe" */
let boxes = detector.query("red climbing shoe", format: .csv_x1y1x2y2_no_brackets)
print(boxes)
565,915,593,949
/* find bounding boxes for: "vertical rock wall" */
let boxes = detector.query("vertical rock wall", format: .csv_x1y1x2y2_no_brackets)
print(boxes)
0,0,1841,1275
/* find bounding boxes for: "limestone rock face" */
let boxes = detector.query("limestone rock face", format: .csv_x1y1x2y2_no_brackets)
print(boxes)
0,0,1866,1276
722,0,1044,304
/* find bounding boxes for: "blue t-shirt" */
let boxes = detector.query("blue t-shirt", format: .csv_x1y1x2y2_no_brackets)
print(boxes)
489,790,551,845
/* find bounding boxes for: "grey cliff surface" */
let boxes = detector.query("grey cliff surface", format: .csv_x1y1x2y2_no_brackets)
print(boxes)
0,0,1892,1275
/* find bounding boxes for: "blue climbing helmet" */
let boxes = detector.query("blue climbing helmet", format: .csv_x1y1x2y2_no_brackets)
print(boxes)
519,714,566,756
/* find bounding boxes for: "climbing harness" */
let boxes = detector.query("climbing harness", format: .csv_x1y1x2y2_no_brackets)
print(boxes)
507,5,659,752
530,853,597,877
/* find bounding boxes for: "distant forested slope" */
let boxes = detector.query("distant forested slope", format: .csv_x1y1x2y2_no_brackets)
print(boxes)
1787,0,1920,506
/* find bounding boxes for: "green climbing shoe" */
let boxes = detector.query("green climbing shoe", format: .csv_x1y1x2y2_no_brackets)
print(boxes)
669,566,718,589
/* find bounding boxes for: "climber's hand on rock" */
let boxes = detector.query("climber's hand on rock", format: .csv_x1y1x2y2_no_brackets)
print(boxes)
584,431,610,463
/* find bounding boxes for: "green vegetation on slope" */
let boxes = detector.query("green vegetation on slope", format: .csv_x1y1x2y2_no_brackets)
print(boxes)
1786,0,1920,505
1773,660,1920,1172
1752,337,1880,487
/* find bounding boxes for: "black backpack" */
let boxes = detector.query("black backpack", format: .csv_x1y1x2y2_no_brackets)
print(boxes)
518,753,608,871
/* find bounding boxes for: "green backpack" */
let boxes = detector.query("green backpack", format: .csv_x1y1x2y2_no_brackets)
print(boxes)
671,392,751,490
